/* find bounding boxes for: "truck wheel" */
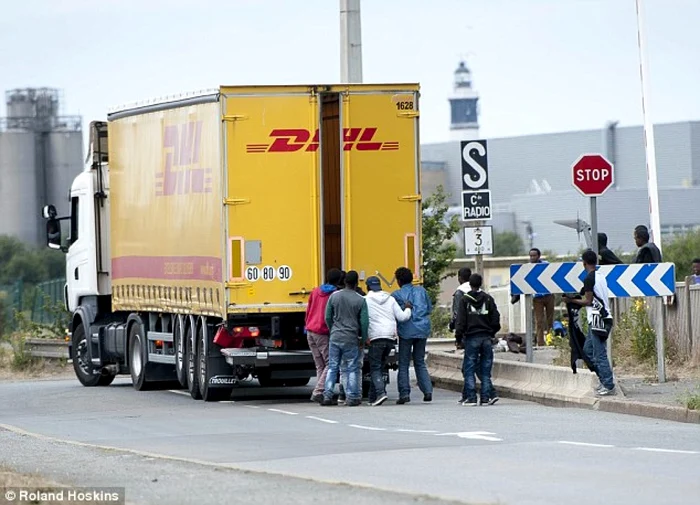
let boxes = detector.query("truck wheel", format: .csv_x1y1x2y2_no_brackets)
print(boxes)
197,318,232,402
71,324,102,387
173,315,188,388
186,316,202,400
129,322,154,391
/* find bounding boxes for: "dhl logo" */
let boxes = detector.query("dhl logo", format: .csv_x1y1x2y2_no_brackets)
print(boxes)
246,128,399,153
156,121,213,196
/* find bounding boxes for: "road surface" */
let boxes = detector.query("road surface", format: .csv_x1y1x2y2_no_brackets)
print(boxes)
1,376,698,505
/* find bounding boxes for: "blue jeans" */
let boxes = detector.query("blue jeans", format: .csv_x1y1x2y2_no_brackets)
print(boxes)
397,337,433,398
368,339,393,401
324,340,361,401
461,346,483,401
463,335,495,402
583,329,614,390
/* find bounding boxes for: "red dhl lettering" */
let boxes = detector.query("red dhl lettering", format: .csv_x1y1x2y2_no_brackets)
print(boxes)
156,121,213,196
246,128,399,153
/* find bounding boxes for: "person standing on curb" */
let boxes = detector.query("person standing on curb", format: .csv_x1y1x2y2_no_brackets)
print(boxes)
304,268,342,403
633,225,662,263
564,250,616,396
391,267,434,404
363,276,412,406
455,273,501,406
597,233,623,265
321,271,368,407
511,249,553,346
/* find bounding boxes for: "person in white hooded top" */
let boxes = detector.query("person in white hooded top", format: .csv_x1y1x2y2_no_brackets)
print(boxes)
363,276,412,406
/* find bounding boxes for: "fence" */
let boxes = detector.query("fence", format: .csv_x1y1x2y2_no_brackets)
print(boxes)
0,278,66,333
613,282,700,365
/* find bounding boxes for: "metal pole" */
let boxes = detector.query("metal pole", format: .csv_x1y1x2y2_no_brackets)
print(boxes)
655,297,666,383
474,220,484,276
525,295,534,363
590,197,598,255
340,0,363,83
635,0,663,253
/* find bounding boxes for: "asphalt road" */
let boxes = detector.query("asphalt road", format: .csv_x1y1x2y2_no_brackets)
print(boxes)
1,375,699,505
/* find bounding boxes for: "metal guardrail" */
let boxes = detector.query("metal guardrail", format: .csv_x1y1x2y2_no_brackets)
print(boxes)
24,338,69,359
23,336,453,360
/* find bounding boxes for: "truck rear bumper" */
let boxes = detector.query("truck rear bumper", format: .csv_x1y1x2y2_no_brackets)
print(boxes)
221,348,314,367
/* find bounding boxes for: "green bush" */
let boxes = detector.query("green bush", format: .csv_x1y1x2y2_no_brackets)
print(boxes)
662,229,700,281
430,306,452,339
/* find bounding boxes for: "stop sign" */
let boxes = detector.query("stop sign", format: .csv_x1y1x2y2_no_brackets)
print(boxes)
571,154,614,197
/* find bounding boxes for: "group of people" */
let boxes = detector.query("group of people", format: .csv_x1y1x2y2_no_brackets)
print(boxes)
304,267,434,407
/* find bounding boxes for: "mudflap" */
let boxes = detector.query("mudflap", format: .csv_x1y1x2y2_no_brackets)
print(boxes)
206,346,237,388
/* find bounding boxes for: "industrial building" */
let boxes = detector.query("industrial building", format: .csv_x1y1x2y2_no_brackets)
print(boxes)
0,88,83,246
422,62,700,255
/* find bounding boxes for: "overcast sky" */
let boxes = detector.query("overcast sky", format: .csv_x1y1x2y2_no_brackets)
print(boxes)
1,0,698,144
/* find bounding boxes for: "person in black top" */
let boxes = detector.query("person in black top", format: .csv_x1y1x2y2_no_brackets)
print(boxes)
455,273,501,406
633,225,662,263
597,233,622,265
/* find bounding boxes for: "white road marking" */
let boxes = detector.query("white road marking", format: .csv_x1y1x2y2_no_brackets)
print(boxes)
634,447,699,455
243,405,261,409
395,429,439,434
435,431,502,442
168,390,190,397
348,424,386,431
558,441,615,448
267,408,298,416
305,416,339,424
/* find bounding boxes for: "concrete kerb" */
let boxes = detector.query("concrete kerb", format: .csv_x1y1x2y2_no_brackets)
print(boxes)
426,350,700,424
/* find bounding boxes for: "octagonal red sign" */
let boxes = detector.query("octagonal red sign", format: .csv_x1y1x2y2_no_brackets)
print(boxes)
571,154,614,197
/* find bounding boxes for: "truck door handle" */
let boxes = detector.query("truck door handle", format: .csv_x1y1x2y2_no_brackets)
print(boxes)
74,268,79,280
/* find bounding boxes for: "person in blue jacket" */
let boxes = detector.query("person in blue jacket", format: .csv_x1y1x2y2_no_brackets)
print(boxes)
391,267,434,404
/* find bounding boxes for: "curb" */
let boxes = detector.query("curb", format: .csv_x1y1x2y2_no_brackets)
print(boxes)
427,350,700,425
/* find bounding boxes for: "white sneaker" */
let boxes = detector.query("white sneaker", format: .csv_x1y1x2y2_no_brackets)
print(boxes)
371,395,388,406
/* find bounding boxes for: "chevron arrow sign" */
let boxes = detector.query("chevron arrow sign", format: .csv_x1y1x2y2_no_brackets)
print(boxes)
509,262,676,298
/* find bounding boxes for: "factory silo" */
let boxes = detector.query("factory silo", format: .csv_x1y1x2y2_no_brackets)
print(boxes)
0,129,41,245
45,125,83,215
0,87,83,247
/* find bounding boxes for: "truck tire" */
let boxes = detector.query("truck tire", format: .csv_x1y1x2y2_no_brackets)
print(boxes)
173,315,188,388
71,324,103,387
186,316,202,400
129,322,153,391
197,318,232,402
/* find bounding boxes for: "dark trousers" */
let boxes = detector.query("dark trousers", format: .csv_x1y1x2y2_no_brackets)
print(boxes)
367,338,393,401
463,335,496,402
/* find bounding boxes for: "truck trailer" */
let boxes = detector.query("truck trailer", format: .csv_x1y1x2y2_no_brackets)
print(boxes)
42,84,423,401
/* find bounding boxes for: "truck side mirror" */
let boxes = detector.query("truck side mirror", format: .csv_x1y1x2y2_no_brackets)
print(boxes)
43,204,57,220
46,218,65,251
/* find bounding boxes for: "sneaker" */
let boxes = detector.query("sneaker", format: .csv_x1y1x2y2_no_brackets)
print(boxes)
458,397,467,404
371,395,388,406
346,399,362,407
321,397,338,406
596,386,616,397
310,393,324,404
461,399,479,406
396,397,411,405
423,393,432,402
486,397,499,406
338,395,346,405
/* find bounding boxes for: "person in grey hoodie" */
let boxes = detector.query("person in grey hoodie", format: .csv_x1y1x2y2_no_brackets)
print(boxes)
364,276,412,406
321,271,369,406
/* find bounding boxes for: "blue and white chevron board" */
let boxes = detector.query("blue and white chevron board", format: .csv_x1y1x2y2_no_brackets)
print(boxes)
509,262,676,298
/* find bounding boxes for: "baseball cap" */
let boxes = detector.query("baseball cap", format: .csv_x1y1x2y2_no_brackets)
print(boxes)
365,276,382,292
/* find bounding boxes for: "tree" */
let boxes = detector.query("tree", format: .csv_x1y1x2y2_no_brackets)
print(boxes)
421,185,460,306
493,231,526,257
662,229,700,281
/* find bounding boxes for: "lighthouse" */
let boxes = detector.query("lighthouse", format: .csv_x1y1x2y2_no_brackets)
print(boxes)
448,60,480,141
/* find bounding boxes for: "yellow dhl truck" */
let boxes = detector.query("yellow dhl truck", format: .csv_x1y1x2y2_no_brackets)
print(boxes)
42,84,422,401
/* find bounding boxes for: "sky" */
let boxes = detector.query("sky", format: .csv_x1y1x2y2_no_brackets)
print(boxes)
1,0,699,146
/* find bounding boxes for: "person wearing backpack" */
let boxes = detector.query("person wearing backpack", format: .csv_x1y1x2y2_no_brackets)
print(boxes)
391,267,433,404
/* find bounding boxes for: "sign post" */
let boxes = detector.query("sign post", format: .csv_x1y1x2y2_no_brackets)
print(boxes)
461,140,491,275
571,154,614,255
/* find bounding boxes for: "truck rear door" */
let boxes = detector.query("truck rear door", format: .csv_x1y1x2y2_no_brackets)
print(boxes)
339,86,422,286
222,89,321,309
